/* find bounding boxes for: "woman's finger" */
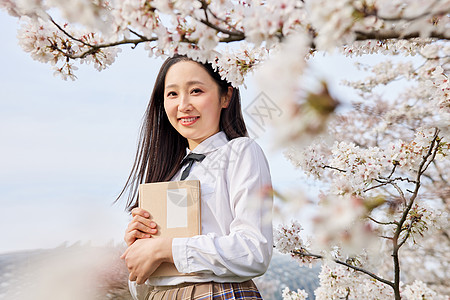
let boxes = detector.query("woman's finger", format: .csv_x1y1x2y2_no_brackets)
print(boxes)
131,207,150,218
120,247,129,260
129,273,137,282
127,220,157,235
132,215,156,229
125,230,151,245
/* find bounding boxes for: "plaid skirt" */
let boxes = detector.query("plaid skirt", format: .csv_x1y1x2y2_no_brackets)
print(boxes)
146,280,262,300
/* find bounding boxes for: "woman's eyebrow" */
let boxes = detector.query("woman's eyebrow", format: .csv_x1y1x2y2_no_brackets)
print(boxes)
165,80,205,89
186,80,205,86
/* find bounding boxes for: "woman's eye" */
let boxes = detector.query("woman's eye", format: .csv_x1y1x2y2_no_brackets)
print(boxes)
167,91,177,97
191,88,202,94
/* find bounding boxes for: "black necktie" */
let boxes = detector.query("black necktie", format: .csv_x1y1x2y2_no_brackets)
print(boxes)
180,153,206,180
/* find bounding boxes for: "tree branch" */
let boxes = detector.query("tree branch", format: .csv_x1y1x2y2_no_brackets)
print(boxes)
49,17,158,59
387,163,398,179
198,19,245,40
198,0,245,39
397,220,415,249
391,128,440,299
291,250,395,288
363,182,388,193
368,216,398,226
50,17,92,47
355,30,449,41
390,182,407,205
377,176,417,184
323,165,347,173
421,137,440,176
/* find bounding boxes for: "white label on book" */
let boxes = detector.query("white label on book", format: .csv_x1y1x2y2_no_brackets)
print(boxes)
166,188,188,228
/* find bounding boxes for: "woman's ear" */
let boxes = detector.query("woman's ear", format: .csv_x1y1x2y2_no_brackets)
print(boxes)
221,86,233,108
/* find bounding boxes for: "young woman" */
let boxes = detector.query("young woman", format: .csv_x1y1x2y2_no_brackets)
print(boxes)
119,55,273,299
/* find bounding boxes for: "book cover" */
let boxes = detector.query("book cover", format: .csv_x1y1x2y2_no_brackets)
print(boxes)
138,180,201,277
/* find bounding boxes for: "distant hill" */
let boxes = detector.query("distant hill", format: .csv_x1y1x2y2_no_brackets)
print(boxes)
256,253,320,299
0,245,319,299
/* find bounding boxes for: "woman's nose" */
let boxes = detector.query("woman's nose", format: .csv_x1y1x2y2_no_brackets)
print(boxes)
178,94,192,111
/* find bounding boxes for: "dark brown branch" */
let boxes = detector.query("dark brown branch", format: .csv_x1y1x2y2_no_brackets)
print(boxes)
398,221,415,249
128,28,148,40
421,137,440,176
200,0,246,35
198,0,245,39
391,128,440,300
59,37,157,59
291,250,395,288
368,216,398,226
377,176,417,184
355,30,449,41
363,182,388,193
49,18,158,59
198,19,245,39
387,164,398,179
323,165,347,173
50,17,92,47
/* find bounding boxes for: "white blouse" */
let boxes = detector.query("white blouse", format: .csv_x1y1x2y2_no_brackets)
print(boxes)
129,131,273,296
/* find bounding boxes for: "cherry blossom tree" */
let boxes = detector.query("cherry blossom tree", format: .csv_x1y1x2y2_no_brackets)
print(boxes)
1,1,448,299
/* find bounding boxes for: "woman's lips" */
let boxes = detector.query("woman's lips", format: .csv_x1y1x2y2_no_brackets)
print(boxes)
179,116,200,126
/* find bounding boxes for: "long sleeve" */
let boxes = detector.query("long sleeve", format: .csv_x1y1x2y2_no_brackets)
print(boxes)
171,138,273,278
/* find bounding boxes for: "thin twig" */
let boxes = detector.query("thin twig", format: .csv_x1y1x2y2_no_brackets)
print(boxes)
363,182,388,193
50,17,158,59
377,176,417,184
291,250,395,288
398,220,415,249
368,216,398,226
198,0,244,38
199,18,245,39
387,164,398,179
50,17,92,47
390,182,407,205
323,165,347,173
60,37,157,59
421,137,440,176
200,0,244,34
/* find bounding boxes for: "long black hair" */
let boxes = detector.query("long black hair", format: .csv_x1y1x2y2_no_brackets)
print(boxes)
117,55,248,211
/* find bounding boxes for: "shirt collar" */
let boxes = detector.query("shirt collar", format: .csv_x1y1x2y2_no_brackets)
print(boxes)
184,131,229,157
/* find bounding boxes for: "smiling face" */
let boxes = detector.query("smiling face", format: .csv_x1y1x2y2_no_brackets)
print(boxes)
164,61,231,150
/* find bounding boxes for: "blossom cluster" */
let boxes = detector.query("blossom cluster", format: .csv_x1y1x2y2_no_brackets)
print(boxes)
400,203,448,246
17,16,121,80
280,76,449,295
281,287,309,300
402,280,440,300
314,264,395,300
342,43,450,116
273,221,308,256
210,43,269,87
288,127,448,195
2,0,449,298
2,0,447,87
306,0,356,50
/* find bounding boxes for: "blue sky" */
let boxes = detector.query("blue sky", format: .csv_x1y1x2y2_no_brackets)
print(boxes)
0,10,372,254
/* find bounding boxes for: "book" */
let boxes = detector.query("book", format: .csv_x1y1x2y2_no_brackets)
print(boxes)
138,180,201,277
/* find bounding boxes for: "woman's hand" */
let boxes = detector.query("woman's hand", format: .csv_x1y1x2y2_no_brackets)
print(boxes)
121,237,174,284
124,207,158,247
